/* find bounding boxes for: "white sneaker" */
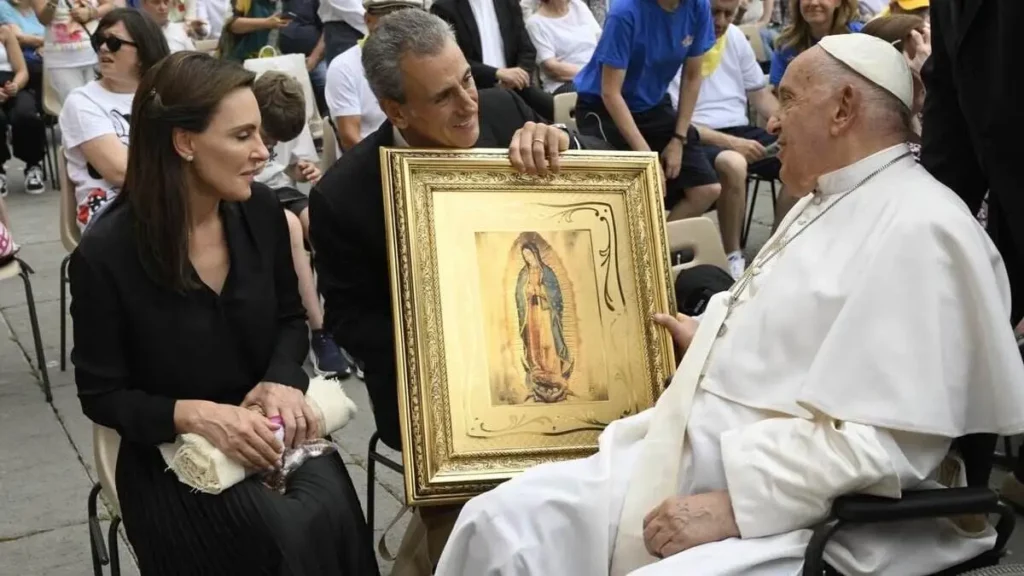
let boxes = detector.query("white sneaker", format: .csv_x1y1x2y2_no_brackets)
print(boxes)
24,166,44,195
727,253,746,280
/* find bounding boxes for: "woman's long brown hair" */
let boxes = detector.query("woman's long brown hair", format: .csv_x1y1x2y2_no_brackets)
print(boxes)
123,52,256,293
776,0,860,54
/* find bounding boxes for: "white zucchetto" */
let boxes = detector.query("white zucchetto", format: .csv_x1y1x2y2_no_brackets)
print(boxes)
818,33,914,109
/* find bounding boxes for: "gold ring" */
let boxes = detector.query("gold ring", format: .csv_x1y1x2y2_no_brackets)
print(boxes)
532,138,546,145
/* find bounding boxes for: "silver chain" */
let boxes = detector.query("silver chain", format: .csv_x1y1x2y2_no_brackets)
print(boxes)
729,151,914,302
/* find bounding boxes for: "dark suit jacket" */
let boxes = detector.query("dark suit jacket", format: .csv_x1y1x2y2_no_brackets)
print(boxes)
921,0,1023,323
309,88,609,449
431,0,536,88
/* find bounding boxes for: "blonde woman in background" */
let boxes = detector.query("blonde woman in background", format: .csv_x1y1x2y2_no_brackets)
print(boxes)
34,0,116,101
767,0,861,87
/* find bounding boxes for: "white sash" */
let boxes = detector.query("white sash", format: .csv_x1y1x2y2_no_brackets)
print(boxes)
609,292,732,575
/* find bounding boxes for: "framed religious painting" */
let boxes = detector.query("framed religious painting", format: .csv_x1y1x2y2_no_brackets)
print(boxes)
381,148,677,506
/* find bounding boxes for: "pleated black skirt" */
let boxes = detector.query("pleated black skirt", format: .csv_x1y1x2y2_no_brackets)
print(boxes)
115,442,380,576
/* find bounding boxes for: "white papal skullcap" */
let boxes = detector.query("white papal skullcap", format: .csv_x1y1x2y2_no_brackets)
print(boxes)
818,33,914,109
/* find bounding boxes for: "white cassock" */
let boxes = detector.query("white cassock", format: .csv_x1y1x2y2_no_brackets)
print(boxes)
435,144,1024,576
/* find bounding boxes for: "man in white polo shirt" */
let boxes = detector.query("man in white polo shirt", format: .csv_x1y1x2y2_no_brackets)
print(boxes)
325,0,423,151
669,0,780,278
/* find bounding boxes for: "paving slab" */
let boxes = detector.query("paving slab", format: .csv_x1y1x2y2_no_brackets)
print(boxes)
0,522,138,576
2,300,74,387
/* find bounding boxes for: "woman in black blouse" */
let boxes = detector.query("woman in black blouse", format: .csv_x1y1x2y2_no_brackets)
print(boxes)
69,52,379,575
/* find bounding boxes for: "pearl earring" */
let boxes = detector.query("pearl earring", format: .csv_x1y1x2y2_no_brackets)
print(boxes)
185,155,194,162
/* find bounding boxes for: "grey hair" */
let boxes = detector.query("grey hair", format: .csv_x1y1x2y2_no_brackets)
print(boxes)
817,52,913,138
362,10,456,104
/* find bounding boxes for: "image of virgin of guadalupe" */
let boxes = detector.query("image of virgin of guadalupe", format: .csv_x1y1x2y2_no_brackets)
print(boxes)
515,242,575,403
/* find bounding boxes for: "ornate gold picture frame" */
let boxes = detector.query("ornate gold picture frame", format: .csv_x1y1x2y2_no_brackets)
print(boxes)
381,148,677,506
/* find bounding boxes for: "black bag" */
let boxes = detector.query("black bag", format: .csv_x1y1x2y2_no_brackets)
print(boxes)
674,264,733,316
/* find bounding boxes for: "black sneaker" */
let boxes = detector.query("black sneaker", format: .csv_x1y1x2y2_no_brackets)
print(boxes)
340,347,364,380
309,330,352,379
24,166,43,195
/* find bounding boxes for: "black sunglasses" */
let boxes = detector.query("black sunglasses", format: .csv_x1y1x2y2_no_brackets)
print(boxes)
92,34,137,54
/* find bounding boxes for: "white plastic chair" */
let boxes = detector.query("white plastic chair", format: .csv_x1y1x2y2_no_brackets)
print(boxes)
87,424,123,575
320,116,338,174
553,92,578,132
243,53,323,141
665,216,730,278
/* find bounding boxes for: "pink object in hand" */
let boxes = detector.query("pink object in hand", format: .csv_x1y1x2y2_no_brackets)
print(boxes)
269,415,285,446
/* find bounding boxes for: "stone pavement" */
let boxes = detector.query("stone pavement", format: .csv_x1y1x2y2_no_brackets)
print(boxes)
2,166,1021,576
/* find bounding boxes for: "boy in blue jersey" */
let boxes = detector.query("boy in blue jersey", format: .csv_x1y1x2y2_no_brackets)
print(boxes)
573,0,719,220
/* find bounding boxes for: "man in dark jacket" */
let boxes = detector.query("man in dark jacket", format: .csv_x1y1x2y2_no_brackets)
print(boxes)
431,0,555,120
920,0,1024,499
309,10,607,572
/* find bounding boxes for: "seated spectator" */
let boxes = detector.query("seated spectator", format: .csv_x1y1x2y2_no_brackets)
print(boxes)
70,51,378,576
325,0,421,151
0,24,44,195
140,0,196,52
221,0,289,61
768,0,861,87
252,71,352,378
862,13,929,134
525,0,600,94
35,0,116,101
0,0,45,96
574,0,721,221
60,9,168,230
670,0,780,277
278,0,327,114
432,0,554,120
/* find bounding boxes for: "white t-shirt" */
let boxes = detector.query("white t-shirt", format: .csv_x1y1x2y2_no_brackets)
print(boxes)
525,0,600,92
669,25,766,129
325,44,386,146
318,0,367,32
164,22,196,53
196,0,230,39
468,0,506,69
256,124,318,190
0,41,13,73
59,81,133,229
44,0,99,69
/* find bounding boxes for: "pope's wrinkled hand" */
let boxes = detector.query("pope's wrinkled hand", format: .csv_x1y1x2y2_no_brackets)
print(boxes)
642,491,740,559
509,121,570,177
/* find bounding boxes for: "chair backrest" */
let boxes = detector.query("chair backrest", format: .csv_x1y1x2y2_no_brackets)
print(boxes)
42,66,61,117
666,217,730,277
93,424,122,514
738,23,769,63
320,116,338,174
58,147,81,254
194,38,218,54
553,92,578,131
243,53,323,141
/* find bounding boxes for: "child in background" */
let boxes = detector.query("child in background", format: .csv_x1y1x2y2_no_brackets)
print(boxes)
252,71,353,379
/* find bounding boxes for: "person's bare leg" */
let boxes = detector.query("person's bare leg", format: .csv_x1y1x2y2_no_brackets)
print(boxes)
773,185,799,232
285,209,324,330
298,206,311,241
713,151,747,254
667,183,721,221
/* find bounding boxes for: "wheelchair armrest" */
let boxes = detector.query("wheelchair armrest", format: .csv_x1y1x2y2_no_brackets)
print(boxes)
832,487,1000,523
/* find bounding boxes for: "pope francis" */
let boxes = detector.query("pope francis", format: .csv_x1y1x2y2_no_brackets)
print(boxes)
434,34,1024,576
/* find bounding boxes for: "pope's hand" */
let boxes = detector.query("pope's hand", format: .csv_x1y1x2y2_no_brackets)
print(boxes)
509,121,570,177
654,312,698,357
643,491,740,559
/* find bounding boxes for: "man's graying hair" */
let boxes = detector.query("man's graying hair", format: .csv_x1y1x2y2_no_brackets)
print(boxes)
817,51,913,139
362,10,456,104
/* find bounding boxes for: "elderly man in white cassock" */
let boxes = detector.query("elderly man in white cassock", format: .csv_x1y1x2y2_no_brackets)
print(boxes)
435,33,1024,576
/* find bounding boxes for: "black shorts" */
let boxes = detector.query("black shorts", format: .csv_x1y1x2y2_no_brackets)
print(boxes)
701,125,781,180
274,186,309,216
575,96,718,208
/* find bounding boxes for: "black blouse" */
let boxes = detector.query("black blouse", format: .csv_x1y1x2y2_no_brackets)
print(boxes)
69,184,309,447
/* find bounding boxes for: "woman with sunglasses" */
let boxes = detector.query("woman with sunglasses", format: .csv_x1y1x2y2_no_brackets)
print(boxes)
59,8,168,230
32,0,116,102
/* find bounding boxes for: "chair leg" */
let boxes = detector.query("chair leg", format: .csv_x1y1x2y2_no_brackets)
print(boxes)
60,254,70,371
770,179,778,212
87,483,109,576
367,432,378,532
108,516,121,576
742,178,761,248
19,259,51,402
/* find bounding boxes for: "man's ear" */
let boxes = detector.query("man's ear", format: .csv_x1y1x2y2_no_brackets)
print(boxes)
171,127,196,161
381,99,408,130
830,85,858,136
